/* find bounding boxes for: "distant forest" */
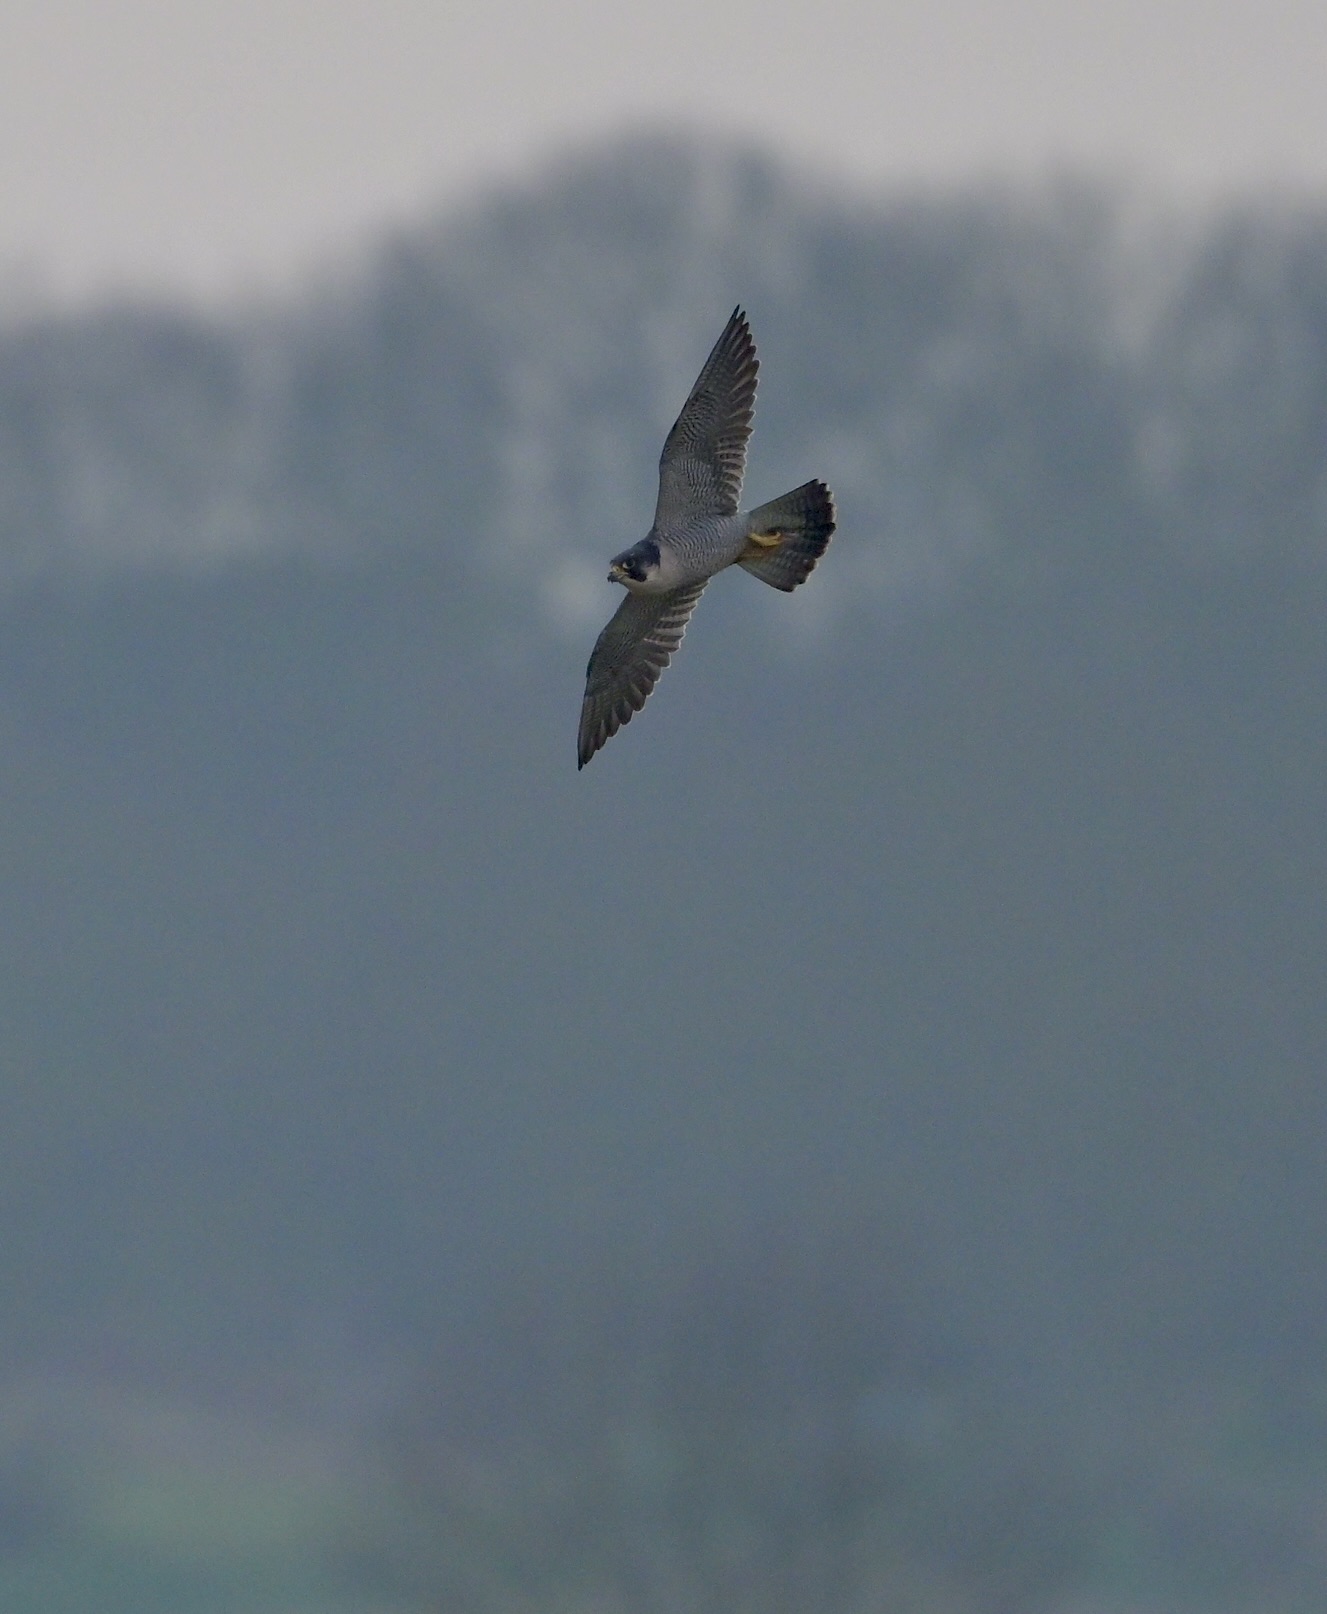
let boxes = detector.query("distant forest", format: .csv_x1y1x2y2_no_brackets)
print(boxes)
3,139,1327,607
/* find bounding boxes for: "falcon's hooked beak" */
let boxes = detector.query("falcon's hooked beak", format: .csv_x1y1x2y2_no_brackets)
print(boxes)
608,561,628,584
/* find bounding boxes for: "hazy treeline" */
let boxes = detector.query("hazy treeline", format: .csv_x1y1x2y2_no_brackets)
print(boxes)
4,142,1327,603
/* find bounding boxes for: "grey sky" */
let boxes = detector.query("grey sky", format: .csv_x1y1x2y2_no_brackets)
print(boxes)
4,0,1326,304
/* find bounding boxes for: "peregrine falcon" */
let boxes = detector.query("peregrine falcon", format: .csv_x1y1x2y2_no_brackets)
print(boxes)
577,306,836,768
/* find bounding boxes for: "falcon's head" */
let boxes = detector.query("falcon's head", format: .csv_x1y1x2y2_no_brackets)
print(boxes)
608,538,661,588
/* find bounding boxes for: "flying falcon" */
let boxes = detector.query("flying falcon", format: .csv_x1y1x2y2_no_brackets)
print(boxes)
577,307,835,768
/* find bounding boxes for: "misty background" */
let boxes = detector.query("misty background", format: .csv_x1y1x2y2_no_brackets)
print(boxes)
3,94,1327,1614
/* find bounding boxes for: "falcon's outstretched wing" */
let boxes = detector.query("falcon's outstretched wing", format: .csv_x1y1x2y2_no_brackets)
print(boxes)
577,581,709,767
654,307,758,527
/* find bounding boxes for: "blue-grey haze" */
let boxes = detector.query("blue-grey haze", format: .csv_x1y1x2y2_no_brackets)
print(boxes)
2,137,1327,1608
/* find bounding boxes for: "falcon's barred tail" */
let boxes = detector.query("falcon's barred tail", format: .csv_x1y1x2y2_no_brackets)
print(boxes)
738,479,836,592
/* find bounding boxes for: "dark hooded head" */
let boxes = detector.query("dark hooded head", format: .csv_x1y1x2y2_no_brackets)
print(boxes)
607,537,661,586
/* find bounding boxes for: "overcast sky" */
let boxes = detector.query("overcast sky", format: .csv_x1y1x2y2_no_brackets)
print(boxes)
4,0,1326,305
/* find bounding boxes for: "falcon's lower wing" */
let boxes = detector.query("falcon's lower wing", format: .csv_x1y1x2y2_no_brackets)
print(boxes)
577,581,708,768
